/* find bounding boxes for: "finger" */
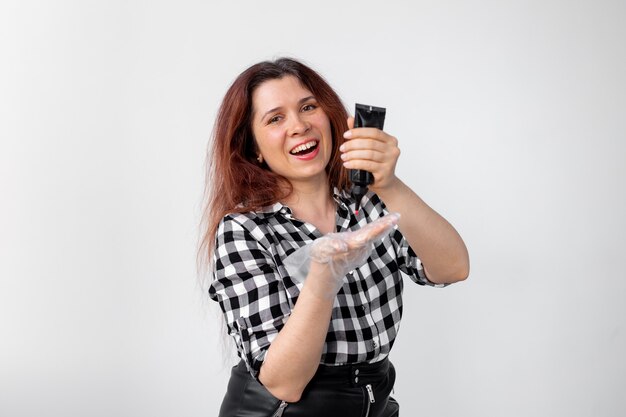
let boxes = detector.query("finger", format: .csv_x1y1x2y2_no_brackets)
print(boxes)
340,138,388,153
346,116,354,130
380,212,401,227
311,236,349,262
349,223,388,247
341,149,386,164
361,219,393,239
343,127,393,141
354,214,400,243
342,158,384,172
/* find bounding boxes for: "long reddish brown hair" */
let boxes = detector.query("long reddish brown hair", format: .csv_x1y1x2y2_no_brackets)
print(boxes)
197,58,350,278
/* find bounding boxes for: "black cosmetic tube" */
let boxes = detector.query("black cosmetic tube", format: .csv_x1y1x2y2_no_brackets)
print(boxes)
350,103,386,215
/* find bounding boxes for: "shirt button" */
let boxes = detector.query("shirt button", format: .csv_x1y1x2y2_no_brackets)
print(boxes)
354,369,360,376
354,376,359,383
372,341,378,349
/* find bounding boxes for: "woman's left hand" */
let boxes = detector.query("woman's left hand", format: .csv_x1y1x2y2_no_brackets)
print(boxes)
340,117,401,192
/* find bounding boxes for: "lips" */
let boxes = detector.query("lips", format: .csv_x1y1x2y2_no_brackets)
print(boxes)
289,139,319,155
289,139,320,161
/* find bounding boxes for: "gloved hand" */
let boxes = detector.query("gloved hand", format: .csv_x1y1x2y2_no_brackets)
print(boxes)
283,213,400,299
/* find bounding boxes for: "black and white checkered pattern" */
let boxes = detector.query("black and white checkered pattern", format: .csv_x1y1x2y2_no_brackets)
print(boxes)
209,189,443,379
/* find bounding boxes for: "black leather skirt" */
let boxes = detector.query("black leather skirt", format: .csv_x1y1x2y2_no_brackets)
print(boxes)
217,358,399,417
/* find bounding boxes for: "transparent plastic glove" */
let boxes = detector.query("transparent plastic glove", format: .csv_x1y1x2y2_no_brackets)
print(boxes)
283,213,400,299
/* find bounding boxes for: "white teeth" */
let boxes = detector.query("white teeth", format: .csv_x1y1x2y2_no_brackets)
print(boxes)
290,140,317,154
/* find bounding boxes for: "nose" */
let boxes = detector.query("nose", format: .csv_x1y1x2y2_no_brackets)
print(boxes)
288,114,310,136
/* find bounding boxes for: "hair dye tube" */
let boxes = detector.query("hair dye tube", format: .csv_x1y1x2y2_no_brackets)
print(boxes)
350,103,386,215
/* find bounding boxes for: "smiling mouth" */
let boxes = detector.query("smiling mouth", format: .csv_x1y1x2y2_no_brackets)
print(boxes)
289,140,319,156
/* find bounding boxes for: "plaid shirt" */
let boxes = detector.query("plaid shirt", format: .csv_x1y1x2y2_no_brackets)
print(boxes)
209,189,443,379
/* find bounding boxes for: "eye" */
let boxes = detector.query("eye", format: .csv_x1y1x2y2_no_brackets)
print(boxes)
302,103,317,112
267,115,282,124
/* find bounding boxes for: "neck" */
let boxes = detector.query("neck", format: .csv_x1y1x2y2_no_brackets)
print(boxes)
283,178,336,234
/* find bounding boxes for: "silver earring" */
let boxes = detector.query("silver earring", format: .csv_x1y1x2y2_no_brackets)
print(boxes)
257,154,263,163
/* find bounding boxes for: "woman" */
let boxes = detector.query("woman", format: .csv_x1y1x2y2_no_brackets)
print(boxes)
198,58,469,416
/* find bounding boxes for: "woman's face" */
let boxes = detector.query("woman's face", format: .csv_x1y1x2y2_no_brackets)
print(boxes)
251,75,333,186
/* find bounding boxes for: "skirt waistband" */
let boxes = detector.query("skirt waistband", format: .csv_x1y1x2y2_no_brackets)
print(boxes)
235,357,390,388
311,357,390,387
225,358,397,416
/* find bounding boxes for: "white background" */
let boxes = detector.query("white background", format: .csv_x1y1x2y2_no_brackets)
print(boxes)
2,1,625,416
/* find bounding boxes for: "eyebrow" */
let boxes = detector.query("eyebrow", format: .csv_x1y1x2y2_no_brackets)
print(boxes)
259,95,316,121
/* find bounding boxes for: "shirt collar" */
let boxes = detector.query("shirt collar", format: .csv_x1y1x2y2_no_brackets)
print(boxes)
332,187,353,211
256,201,287,217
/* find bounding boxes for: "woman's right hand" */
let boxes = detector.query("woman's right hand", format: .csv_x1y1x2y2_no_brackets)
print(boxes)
306,213,400,299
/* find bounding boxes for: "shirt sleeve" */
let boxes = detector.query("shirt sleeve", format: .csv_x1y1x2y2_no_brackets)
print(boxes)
208,215,291,379
365,191,447,288
392,227,448,288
